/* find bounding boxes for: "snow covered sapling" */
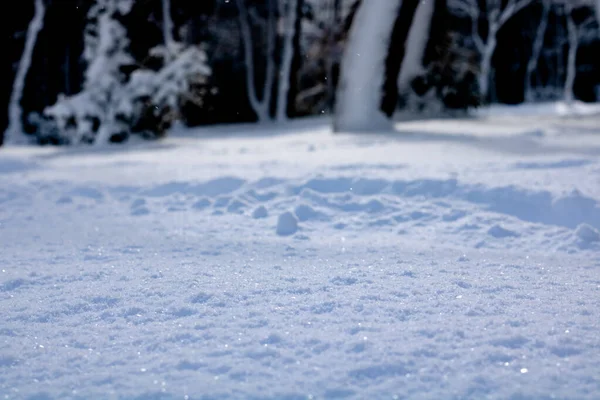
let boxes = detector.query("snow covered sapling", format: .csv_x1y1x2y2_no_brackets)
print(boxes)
44,0,211,144
44,0,135,144
119,46,212,139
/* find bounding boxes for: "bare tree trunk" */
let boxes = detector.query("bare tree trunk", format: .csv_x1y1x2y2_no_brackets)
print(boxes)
262,0,276,119
276,0,298,121
565,5,578,104
5,0,46,145
381,0,420,116
449,0,532,104
397,0,435,95
325,0,341,112
287,0,304,117
524,0,550,103
479,26,497,103
235,0,276,122
162,0,174,61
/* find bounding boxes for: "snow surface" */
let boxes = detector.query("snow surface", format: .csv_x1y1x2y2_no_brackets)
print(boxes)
2,111,600,399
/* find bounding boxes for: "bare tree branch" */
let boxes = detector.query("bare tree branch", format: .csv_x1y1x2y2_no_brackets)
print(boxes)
498,0,533,28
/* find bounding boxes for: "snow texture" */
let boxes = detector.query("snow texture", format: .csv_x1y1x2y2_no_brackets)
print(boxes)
276,211,299,236
2,107,600,399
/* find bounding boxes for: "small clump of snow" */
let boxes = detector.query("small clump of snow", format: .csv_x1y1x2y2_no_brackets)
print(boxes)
575,223,600,243
294,204,320,222
276,211,298,236
252,205,268,219
487,225,519,238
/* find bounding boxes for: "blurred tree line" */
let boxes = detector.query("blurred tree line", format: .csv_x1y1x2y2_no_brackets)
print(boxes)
1,0,599,146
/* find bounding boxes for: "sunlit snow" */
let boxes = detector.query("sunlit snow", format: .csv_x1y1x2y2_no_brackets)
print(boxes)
1,106,600,399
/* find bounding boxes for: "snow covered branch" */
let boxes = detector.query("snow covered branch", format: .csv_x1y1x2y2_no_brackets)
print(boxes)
498,0,534,28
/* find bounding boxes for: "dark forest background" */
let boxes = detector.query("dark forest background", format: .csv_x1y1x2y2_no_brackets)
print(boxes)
2,0,599,146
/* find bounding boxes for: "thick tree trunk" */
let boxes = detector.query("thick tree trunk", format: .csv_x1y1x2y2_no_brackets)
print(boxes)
333,0,402,132
5,0,46,145
381,0,420,117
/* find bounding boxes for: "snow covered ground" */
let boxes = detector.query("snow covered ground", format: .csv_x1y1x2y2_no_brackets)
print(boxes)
2,110,600,399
